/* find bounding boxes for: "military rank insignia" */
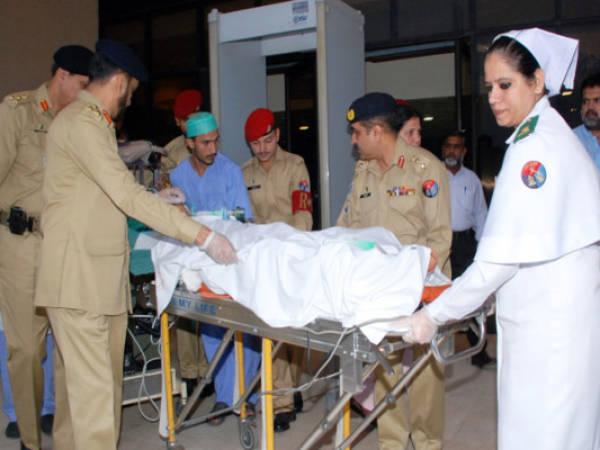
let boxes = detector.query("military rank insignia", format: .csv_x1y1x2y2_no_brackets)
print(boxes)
347,108,355,122
521,160,546,189
102,111,113,125
40,100,49,111
514,115,539,143
422,180,439,198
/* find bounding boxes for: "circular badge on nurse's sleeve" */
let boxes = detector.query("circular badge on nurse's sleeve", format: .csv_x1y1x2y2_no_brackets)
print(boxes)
521,161,546,189
422,180,439,198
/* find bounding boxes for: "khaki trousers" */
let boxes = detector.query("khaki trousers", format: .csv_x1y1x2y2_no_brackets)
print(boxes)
0,226,48,450
375,344,445,450
272,344,305,413
48,308,127,450
176,319,209,379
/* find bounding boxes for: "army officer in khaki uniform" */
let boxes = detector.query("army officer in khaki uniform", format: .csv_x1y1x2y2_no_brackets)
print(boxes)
35,40,236,450
337,93,451,450
0,45,93,450
242,108,312,432
162,89,203,174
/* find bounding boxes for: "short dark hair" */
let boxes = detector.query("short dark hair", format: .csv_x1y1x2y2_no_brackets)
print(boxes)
581,73,600,96
486,36,540,82
89,52,125,83
444,130,466,146
396,104,422,129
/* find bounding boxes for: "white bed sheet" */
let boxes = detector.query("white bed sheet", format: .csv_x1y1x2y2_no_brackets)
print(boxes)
152,217,440,344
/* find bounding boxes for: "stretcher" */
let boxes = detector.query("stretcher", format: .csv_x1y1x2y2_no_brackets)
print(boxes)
159,284,491,450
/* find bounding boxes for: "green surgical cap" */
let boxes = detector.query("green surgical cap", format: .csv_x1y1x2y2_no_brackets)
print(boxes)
186,112,218,138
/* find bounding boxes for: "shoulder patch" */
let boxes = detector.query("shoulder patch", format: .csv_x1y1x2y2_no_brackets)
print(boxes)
4,92,31,108
84,105,113,126
411,156,429,171
514,115,539,143
521,160,546,189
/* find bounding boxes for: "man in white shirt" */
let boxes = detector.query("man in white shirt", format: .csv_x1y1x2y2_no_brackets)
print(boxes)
443,131,493,368
573,73,600,172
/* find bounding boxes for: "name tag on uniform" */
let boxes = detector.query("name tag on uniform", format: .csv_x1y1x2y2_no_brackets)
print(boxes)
247,184,262,191
359,192,372,199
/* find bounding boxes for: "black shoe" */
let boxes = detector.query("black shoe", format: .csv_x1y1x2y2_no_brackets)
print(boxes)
274,411,296,433
208,401,229,426
293,391,303,413
5,421,19,439
471,352,496,369
41,414,54,435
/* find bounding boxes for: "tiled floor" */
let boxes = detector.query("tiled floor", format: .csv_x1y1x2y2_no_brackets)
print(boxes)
0,336,497,450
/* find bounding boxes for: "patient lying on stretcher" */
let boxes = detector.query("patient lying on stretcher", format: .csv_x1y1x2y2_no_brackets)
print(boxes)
151,216,448,344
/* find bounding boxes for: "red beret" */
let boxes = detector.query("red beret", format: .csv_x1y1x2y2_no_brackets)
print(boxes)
245,108,275,142
173,89,202,119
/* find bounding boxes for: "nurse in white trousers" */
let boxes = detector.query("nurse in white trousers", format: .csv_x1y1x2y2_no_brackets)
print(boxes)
402,27,600,450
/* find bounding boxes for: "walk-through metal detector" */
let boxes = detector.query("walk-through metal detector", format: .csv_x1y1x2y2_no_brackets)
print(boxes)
208,0,364,227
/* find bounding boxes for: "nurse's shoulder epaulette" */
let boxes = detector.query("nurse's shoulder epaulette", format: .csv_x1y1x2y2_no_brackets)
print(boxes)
514,115,539,143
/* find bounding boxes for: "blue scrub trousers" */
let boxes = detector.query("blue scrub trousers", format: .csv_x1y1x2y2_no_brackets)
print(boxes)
201,324,261,406
1,330,55,422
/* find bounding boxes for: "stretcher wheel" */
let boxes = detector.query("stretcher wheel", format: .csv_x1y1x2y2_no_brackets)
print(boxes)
166,441,185,450
239,420,256,449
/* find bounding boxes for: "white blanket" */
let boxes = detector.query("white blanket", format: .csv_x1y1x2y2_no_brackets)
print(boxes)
152,217,439,344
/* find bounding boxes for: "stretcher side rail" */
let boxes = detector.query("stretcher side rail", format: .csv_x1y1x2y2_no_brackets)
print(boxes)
168,288,386,364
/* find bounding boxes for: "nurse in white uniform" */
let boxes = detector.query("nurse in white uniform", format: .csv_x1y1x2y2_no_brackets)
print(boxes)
402,28,600,450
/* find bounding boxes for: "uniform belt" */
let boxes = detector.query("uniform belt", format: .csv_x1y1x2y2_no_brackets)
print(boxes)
0,209,41,234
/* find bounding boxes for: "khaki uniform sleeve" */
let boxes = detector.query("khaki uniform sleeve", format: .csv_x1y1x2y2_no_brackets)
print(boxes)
422,160,452,278
336,165,362,228
160,136,189,175
289,159,313,231
0,99,22,186
68,111,203,244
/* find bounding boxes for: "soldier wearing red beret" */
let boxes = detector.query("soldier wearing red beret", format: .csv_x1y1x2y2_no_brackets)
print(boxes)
242,108,313,432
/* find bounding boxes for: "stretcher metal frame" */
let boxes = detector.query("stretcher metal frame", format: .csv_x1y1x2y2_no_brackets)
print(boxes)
160,287,490,450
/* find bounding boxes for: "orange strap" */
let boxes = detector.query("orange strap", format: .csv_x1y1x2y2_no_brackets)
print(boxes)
420,284,451,304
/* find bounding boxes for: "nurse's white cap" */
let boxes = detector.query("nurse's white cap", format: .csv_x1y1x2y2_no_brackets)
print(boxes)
494,27,579,97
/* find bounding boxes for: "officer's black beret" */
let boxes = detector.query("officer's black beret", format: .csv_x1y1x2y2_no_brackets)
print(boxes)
347,92,397,123
95,39,148,82
53,45,94,76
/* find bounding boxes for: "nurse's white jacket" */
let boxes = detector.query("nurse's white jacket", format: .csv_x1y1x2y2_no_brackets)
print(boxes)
427,97,600,450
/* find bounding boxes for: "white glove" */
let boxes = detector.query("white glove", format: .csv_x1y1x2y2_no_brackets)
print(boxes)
158,187,186,205
402,308,438,344
200,231,238,265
